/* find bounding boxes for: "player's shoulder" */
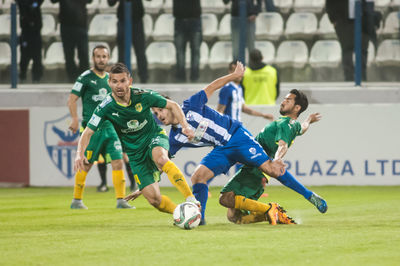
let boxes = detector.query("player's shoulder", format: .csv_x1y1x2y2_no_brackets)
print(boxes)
132,87,152,95
98,94,113,109
77,70,92,80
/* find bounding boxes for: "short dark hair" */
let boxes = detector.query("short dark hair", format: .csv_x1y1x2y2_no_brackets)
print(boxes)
249,49,263,64
228,61,237,71
290,89,308,116
92,44,109,56
109,62,131,77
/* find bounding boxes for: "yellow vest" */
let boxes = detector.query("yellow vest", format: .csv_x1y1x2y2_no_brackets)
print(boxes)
242,65,277,105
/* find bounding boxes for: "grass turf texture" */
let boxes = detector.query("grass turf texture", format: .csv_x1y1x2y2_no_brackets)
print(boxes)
0,186,399,266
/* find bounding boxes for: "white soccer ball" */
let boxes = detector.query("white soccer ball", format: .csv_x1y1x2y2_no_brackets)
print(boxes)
173,202,201,230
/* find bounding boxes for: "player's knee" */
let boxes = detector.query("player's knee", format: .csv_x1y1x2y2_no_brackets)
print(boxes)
148,196,162,208
219,192,235,208
154,156,169,170
111,159,124,170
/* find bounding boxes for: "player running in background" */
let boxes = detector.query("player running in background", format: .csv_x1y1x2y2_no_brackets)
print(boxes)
67,45,133,209
152,62,285,225
75,62,199,215
230,89,327,213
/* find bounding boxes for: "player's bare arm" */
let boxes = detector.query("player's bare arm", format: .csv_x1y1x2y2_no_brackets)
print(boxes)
203,61,245,99
67,94,80,134
301,112,321,135
74,127,95,172
274,140,289,160
165,99,195,141
242,104,274,121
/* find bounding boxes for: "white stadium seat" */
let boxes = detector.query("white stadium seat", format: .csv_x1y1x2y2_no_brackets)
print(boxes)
217,13,231,41
143,0,163,14
146,41,176,69
374,0,391,12
0,42,11,70
309,40,341,68
202,13,218,41
318,13,336,39
0,14,20,38
185,41,209,69
41,0,59,15
110,46,136,69
41,14,57,42
275,40,308,68
209,41,232,69
382,12,400,38
144,14,153,38
44,42,66,69
88,14,118,41
252,41,276,64
86,0,99,15
163,0,173,13
274,0,293,14
293,0,324,13
201,0,228,14
391,0,400,8
285,12,318,39
98,0,117,14
375,39,400,66
152,14,174,41
255,12,284,41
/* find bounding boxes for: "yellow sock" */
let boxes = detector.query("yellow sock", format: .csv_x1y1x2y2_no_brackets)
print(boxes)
238,212,267,224
162,160,193,199
112,170,126,199
157,195,177,214
73,170,88,199
235,195,270,213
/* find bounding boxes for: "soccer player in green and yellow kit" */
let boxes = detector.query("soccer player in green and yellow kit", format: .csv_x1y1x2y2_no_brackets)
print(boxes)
220,89,327,218
74,62,199,214
67,45,133,209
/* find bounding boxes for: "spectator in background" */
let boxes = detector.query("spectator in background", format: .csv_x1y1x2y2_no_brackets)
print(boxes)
326,0,378,81
173,0,202,82
223,0,262,61
108,0,148,83
51,0,91,82
17,0,44,83
242,49,279,105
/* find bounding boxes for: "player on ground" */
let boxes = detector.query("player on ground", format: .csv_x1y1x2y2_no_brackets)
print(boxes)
67,45,133,209
239,89,327,213
219,172,296,225
75,62,199,215
152,62,285,225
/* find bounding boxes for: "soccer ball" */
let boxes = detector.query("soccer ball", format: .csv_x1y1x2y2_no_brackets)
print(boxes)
173,202,201,230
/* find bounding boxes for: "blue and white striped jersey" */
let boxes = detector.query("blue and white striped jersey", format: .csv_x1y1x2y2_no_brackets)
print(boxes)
169,90,242,156
218,81,244,122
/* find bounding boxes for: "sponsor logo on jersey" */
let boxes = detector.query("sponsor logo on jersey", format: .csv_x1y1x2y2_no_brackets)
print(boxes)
121,119,148,133
249,147,257,155
135,103,143,112
112,112,119,117
90,80,97,85
92,88,108,102
100,95,112,108
72,82,83,92
89,114,101,127
44,114,79,179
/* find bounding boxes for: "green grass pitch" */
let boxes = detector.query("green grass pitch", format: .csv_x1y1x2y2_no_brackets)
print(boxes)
1,186,399,266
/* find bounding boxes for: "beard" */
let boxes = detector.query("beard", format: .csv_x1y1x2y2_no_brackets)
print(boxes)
279,106,288,115
94,63,106,72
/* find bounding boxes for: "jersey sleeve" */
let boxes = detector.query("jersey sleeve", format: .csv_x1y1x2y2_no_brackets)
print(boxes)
183,90,208,111
218,86,231,106
275,122,291,144
145,90,167,108
70,75,86,97
86,96,111,131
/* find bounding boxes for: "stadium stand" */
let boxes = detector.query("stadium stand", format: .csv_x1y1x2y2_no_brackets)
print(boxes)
201,0,227,14
143,13,153,39
152,13,174,41
202,13,218,41
284,12,318,39
88,14,118,41
318,13,336,39
209,41,232,69
0,42,11,70
376,39,400,66
375,0,391,13
252,41,276,64
41,0,59,15
41,14,57,43
163,0,172,13
87,0,99,15
110,46,136,68
146,41,176,69
185,41,209,69
274,0,293,14
275,40,308,68
391,0,400,8
382,11,400,37
98,0,117,14
293,0,325,13
255,12,284,41
143,0,163,15
217,13,231,41
43,41,66,69
309,40,341,68
0,14,20,39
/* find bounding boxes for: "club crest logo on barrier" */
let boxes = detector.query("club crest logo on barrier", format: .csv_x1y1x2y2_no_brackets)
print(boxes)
44,114,79,179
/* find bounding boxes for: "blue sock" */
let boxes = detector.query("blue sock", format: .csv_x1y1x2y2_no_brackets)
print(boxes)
192,183,208,221
277,170,313,199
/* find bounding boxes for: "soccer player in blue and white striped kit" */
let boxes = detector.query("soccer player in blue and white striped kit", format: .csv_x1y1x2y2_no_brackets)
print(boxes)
153,62,287,225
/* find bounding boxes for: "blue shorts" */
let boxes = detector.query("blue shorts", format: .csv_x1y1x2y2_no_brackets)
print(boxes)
200,126,270,176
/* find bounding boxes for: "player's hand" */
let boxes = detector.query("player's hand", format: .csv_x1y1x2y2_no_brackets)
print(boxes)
69,117,79,134
233,61,245,79
182,126,195,141
263,113,274,121
74,153,89,172
124,190,142,201
308,113,322,124
270,159,286,177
